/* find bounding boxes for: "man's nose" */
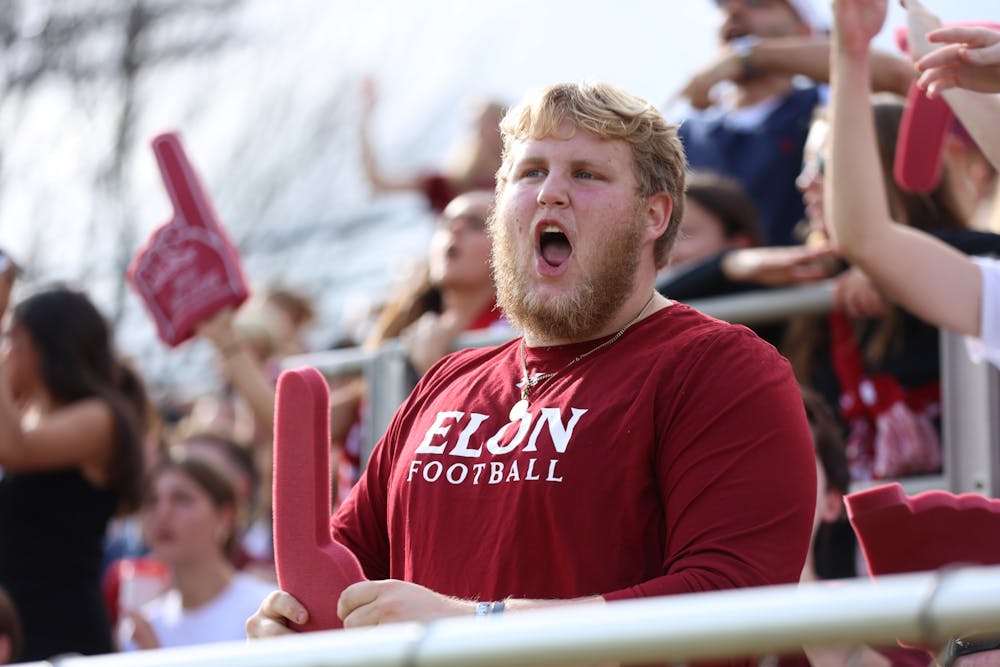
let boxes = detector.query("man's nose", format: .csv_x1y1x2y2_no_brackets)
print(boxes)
537,173,569,208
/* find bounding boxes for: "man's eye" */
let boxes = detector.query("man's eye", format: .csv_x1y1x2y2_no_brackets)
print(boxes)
576,171,597,180
520,168,544,178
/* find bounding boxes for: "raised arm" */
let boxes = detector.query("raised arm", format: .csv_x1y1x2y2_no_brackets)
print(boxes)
196,307,277,437
677,35,913,108
358,77,421,194
827,0,981,337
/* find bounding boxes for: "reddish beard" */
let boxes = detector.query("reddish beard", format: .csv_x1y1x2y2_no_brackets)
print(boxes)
489,202,645,342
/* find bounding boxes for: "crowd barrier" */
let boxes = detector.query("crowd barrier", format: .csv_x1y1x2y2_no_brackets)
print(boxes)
24,565,1000,666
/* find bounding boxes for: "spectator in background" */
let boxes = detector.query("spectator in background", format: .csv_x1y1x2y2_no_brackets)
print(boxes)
826,0,1000,373
662,170,763,276
330,189,505,504
360,77,505,213
784,94,1000,481
121,455,273,650
263,287,316,358
0,586,21,665
0,280,149,661
676,0,913,245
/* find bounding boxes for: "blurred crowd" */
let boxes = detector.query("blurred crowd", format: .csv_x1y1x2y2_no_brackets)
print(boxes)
1,0,999,664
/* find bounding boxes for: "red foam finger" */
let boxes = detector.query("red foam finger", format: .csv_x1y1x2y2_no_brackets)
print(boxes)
127,132,249,346
846,482,1000,576
894,83,952,194
273,366,367,632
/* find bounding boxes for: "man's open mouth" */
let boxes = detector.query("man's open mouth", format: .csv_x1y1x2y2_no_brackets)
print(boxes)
539,225,572,268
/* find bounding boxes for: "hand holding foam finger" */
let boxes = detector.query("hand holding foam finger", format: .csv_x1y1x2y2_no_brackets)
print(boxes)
337,580,472,628
918,26,1000,95
245,590,307,639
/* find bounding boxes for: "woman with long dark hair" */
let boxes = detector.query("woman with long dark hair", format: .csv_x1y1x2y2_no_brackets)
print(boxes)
0,280,149,660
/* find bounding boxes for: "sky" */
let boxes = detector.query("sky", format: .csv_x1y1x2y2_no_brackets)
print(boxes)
0,0,996,394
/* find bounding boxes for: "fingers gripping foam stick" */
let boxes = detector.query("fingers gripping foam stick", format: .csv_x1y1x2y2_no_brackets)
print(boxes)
127,132,249,346
845,482,1000,577
273,366,366,632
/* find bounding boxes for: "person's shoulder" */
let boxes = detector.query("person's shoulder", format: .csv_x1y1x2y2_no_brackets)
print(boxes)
654,302,771,350
646,304,787,376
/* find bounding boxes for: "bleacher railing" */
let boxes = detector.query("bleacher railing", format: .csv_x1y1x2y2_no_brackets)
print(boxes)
23,565,1000,666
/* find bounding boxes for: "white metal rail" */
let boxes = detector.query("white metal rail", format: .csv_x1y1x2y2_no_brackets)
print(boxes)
25,566,1000,666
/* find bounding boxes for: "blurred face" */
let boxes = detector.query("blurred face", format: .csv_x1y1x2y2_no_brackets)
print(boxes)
669,199,733,270
143,468,232,568
428,192,495,291
491,125,651,342
796,119,829,239
714,0,808,44
1,319,41,401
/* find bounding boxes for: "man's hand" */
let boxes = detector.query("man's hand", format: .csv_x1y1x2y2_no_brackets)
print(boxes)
916,25,1000,97
246,590,308,639
337,580,473,628
675,51,745,110
832,0,888,56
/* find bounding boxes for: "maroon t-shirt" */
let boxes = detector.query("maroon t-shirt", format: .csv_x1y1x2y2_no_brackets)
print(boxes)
334,304,816,607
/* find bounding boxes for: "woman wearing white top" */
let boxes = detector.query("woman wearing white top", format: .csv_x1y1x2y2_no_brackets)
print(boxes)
122,456,273,649
828,0,1000,369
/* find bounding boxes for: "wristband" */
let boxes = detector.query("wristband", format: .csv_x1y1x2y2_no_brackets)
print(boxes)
474,600,505,616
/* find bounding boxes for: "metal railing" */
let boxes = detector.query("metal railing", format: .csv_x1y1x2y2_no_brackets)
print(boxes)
23,565,1000,666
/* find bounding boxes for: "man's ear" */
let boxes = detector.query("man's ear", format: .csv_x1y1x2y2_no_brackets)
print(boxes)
820,489,845,524
644,193,673,242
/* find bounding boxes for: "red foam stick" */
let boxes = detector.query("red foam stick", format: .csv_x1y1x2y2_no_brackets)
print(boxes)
846,482,1000,577
892,22,1000,194
273,366,366,632
127,132,249,346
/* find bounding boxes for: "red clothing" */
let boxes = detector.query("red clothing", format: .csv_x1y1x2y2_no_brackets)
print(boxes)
333,303,816,606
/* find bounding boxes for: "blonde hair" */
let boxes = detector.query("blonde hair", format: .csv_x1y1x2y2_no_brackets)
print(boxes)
496,81,686,267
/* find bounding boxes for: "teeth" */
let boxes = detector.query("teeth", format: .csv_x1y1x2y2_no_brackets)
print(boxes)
542,225,562,233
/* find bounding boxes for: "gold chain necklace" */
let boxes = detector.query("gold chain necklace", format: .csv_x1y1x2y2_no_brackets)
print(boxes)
509,291,657,421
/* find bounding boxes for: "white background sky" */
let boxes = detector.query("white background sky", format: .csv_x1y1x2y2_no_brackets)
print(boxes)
0,0,995,392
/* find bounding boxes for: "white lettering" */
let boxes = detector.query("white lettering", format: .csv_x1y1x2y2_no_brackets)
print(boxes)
524,458,540,481
446,463,469,484
422,461,443,482
449,413,489,457
486,411,532,455
505,460,520,482
546,459,563,482
472,463,487,484
415,412,464,454
525,407,588,453
489,462,504,484
407,460,422,482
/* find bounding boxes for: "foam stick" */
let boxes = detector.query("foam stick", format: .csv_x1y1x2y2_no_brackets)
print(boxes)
127,132,249,346
892,22,1000,194
845,482,1000,577
273,366,366,632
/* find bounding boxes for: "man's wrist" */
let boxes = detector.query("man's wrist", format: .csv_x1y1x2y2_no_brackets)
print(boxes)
730,36,760,79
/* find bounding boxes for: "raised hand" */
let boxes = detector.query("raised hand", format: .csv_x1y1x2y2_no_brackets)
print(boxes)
917,25,1000,96
720,245,836,286
832,0,889,55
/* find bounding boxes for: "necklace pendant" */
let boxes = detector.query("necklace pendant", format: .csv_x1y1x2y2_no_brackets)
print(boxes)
509,399,529,422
